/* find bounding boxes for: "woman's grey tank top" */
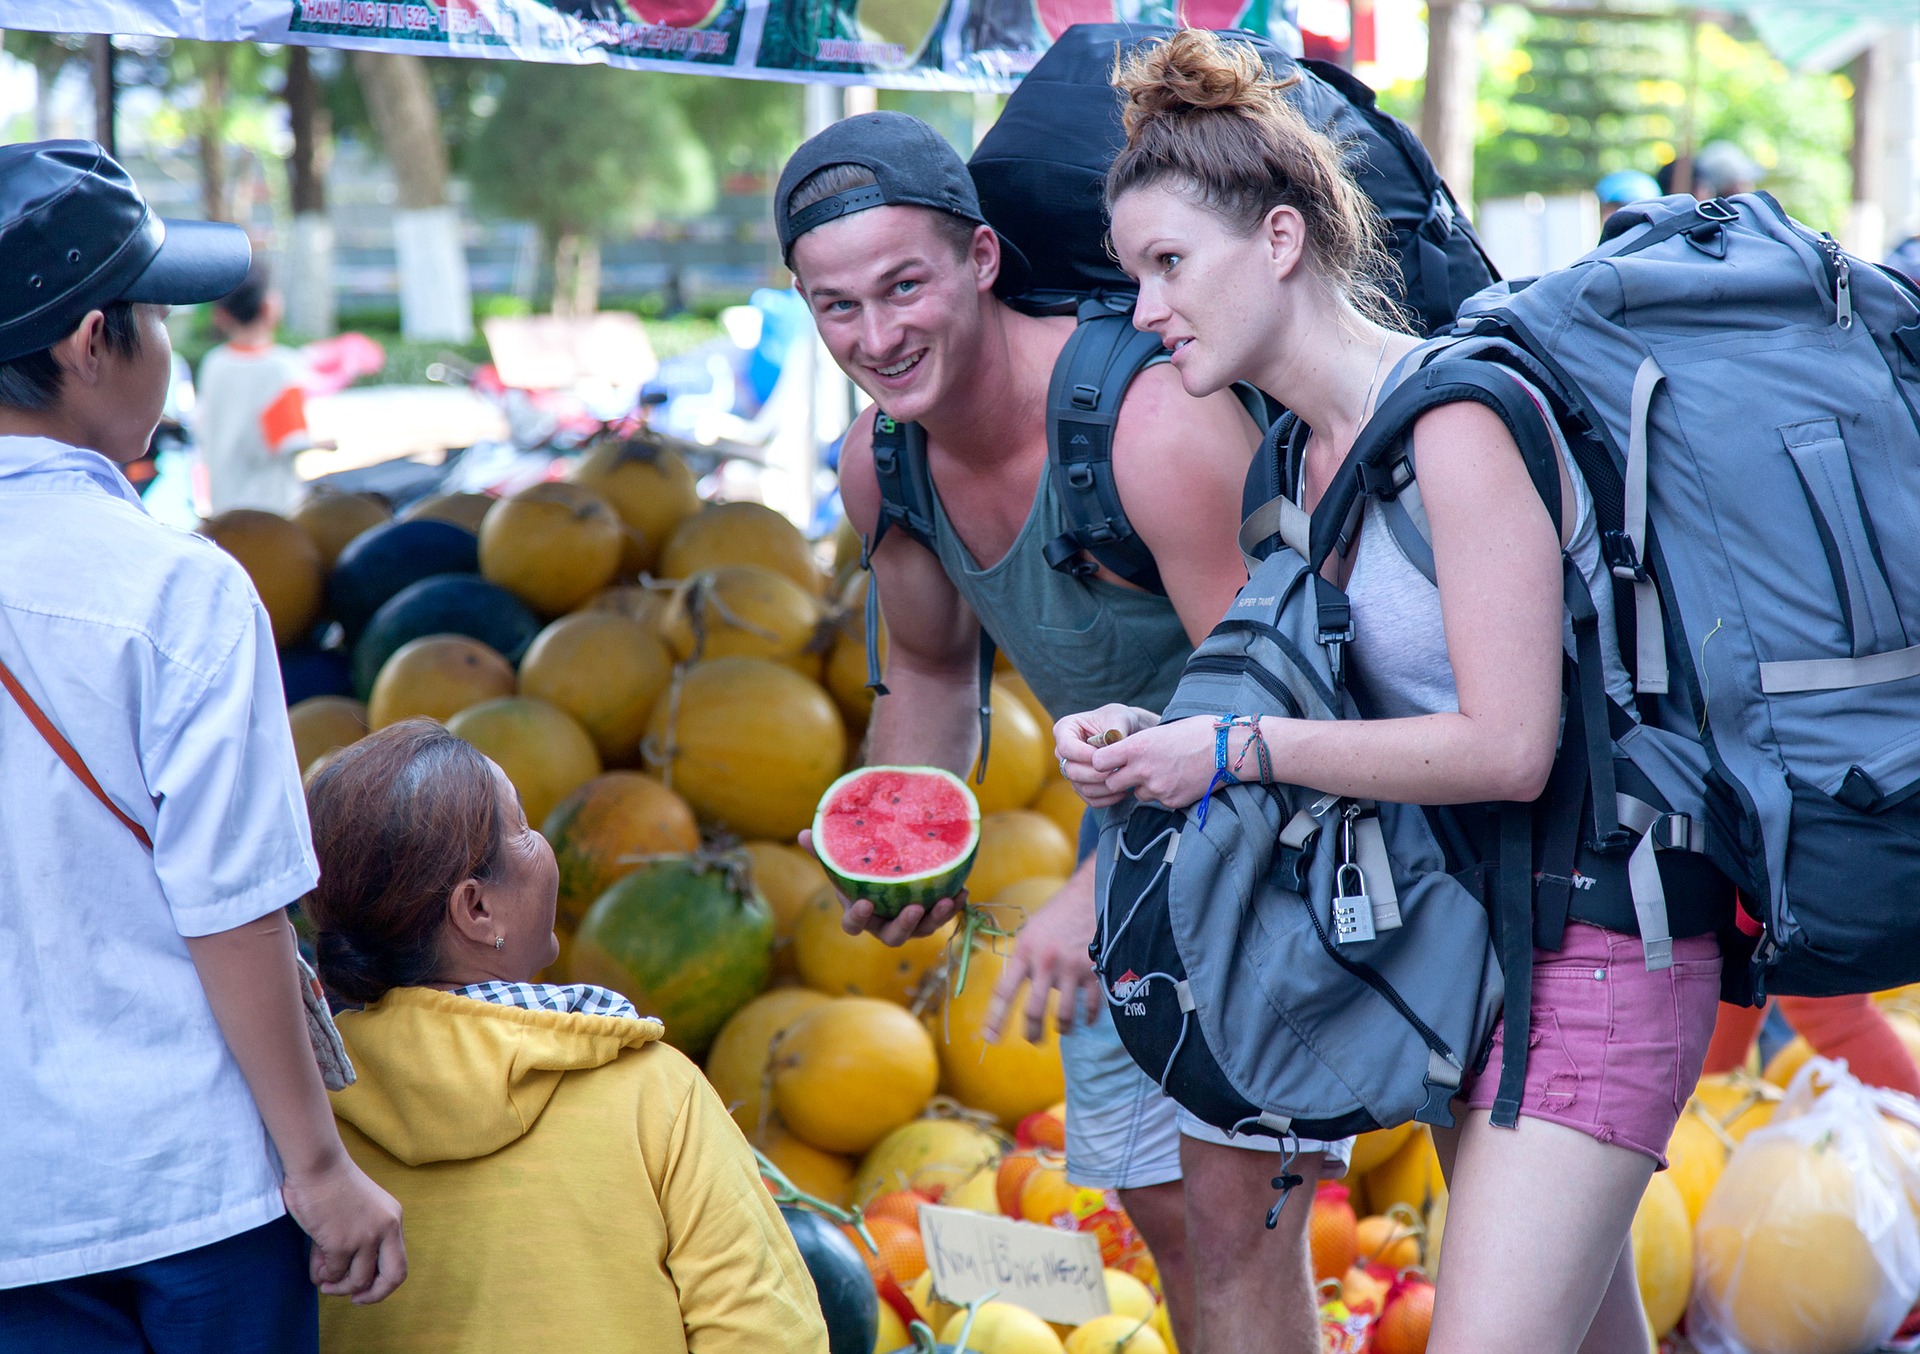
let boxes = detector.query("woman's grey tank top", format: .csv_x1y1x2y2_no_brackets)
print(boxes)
924,461,1192,724
1340,367,1632,720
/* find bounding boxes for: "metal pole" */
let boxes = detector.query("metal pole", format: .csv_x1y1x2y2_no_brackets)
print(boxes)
90,34,115,158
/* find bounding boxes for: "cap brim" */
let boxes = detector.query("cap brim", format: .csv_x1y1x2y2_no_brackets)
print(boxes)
120,218,252,306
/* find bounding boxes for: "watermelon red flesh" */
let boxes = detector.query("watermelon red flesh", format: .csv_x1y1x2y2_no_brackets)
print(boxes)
812,766,979,918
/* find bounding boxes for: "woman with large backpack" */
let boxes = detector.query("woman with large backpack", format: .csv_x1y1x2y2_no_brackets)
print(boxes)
1057,30,1722,1351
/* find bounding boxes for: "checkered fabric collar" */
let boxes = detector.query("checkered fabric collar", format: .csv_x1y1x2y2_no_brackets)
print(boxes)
450,981,640,1021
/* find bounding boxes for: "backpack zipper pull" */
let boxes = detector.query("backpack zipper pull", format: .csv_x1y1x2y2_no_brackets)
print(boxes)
1834,251,1853,329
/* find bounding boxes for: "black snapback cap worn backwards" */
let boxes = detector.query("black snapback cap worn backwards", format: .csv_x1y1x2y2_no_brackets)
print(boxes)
0,140,253,364
774,111,1030,293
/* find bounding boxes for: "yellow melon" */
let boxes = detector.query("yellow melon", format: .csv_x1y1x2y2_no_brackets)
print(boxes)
904,1271,960,1335
969,811,1076,905
517,610,673,766
1151,1304,1177,1354
825,577,881,728
793,885,954,1005
1064,1314,1165,1354
934,939,1065,1128
446,696,601,828
1365,1125,1446,1214
1763,1034,1815,1089
942,1302,1066,1354
479,482,625,616
542,770,701,936
771,997,940,1155
569,436,702,575
661,565,827,676
1102,1269,1155,1322
753,1121,856,1208
853,1116,1006,1205
643,657,846,840
1630,1171,1690,1338
1695,1128,1892,1354
661,501,823,596
1348,1123,1418,1179
997,670,1052,733
1424,1189,1448,1281
744,841,831,938
287,695,368,775
1031,777,1089,844
975,681,1048,815
706,987,832,1136
874,1302,910,1354
583,583,674,632
400,491,496,533
199,509,324,645
1692,1072,1781,1143
291,490,390,570
1665,1103,1728,1224
944,1164,1001,1213
987,875,1069,919
366,634,516,729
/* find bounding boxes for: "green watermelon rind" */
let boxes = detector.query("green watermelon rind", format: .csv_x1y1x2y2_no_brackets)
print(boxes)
811,765,980,919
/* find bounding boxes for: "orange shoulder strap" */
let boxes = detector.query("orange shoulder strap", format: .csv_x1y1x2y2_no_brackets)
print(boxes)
0,655,153,851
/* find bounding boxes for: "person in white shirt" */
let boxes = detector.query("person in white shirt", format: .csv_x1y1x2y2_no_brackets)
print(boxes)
195,261,313,515
0,140,405,1353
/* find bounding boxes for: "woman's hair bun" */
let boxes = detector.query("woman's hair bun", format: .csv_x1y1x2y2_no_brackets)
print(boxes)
314,927,392,1005
1114,27,1295,136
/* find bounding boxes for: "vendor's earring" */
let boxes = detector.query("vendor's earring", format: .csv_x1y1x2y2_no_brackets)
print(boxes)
494,935,506,950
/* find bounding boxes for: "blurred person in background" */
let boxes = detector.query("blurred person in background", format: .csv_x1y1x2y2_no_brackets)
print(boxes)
1886,234,1920,286
1657,140,1763,201
1595,170,1661,224
196,260,314,514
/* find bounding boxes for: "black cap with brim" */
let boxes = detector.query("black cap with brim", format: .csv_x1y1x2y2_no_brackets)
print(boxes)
0,140,252,364
775,112,1031,298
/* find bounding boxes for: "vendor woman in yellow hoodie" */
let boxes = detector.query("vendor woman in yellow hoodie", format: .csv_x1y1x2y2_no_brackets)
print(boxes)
300,719,828,1354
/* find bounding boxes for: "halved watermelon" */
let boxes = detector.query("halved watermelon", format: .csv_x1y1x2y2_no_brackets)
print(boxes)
811,767,979,919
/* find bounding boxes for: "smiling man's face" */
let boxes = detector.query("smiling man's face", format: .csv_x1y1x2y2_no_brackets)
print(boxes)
791,203,995,425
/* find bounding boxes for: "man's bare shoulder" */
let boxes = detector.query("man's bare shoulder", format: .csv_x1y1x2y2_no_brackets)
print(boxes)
1112,360,1260,475
839,409,880,537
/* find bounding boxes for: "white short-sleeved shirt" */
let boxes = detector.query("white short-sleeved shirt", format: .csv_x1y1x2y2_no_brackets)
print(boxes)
195,343,311,515
0,435,319,1288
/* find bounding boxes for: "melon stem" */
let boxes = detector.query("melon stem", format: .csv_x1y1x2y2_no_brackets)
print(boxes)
752,1146,873,1252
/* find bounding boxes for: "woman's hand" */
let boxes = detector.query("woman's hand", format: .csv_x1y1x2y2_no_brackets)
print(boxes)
1055,706,1160,807
282,1150,407,1304
1088,715,1221,810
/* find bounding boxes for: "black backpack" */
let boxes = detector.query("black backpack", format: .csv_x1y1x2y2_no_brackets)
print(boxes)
862,23,1497,766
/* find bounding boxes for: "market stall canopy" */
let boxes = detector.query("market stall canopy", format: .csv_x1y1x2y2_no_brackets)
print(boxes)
5,0,1300,91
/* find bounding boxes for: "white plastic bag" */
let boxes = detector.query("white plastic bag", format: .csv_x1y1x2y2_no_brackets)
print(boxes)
1688,1057,1920,1354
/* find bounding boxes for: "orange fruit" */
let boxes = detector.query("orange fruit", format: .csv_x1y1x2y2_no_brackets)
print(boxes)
842,1214,924,1284
287,695,367,776
1020,1164,1100,1227
1016,1108,1068,1152
198,508,323,645
1373,1275,1435,1354
660,501,823,595
517,610,673,766
1342,1263,1392,1314
291,490,389,570
446,696,601,827
367,634,516,729
865,1188,930,1228
1355,1212,1421,1271
1309,1183,1359,1282
998,1151,1050,1217
479,482,624,616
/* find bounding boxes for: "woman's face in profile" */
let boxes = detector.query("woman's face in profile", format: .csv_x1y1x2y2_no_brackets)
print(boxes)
484,760,562,979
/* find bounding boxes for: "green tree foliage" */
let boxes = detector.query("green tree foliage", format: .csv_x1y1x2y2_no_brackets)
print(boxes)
1472,12,1852,231
465,62,716,312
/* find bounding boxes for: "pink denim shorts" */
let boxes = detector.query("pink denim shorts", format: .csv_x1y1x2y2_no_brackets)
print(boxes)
1459,922,1722,1166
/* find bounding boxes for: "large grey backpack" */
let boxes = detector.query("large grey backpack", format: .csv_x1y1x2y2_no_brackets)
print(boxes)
1245,191,1920,1126
1091,545,1504,1174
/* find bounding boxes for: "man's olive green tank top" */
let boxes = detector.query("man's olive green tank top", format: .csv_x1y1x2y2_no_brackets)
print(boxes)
924,460,1191,725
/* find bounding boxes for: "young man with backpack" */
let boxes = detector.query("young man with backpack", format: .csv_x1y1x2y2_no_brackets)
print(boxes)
777,111,1341,1351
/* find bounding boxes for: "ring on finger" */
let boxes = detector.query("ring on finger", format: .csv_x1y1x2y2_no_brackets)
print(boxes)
1059,756,1070,776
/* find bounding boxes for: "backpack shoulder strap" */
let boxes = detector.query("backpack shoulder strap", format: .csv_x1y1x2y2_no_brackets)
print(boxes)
1042,305,1171,592
867,409,939,560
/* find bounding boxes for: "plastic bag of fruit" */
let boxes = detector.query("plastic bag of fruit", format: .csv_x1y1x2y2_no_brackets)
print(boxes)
1689,1056,1920,1354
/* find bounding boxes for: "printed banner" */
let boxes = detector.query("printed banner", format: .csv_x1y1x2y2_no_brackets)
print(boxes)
14,0,1300,90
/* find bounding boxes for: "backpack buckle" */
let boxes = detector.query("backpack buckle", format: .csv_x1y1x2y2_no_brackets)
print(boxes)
1066,464,1097,492
1071,382,1101,410
1694,198,1739,223
1602,529,1645,581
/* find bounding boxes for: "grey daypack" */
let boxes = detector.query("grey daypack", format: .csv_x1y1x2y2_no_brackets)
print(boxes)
1091,546,1504,1167
1241,191,1920,1126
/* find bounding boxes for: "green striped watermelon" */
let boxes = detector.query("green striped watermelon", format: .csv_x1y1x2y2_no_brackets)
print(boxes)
569,851,772,1059
811,767,980,919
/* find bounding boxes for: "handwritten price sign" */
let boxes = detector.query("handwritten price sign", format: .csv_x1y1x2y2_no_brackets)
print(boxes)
917,1205,1111,1325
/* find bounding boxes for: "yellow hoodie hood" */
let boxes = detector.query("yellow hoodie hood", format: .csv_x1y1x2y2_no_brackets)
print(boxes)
329,986,665,1166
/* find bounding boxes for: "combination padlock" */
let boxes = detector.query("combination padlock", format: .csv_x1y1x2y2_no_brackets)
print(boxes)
1333,861,1375,944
